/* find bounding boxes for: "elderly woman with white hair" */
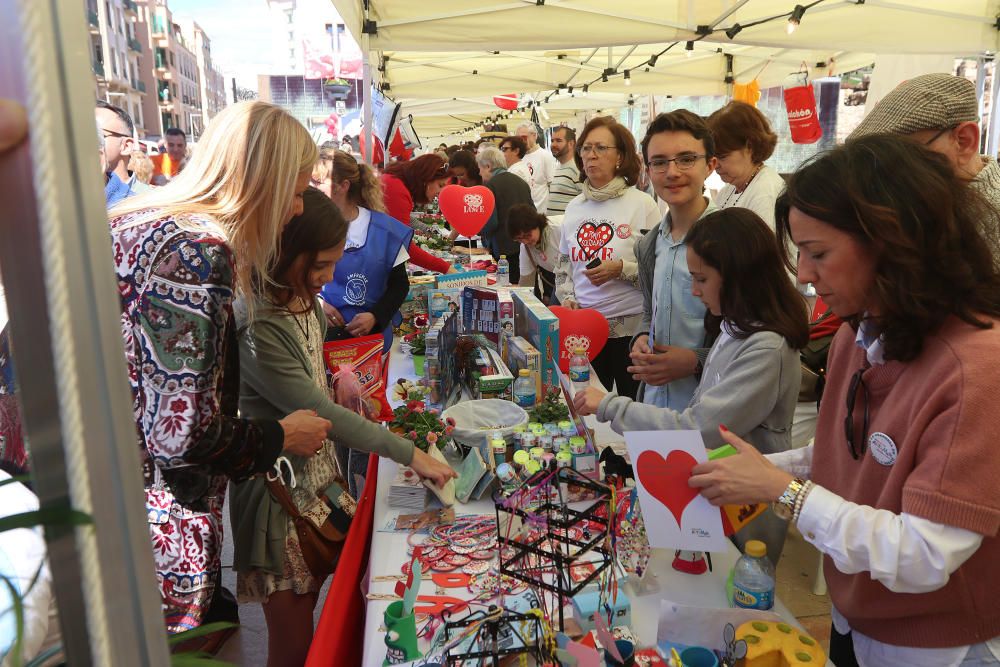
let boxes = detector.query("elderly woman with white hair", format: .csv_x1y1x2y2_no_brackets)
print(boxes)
516,120,560,212
474,145,534,282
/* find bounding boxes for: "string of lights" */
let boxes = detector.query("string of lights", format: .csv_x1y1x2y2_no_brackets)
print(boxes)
441,0,833,133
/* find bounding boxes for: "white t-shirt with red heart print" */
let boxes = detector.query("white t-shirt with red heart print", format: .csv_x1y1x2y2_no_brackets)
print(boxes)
558,188,661,319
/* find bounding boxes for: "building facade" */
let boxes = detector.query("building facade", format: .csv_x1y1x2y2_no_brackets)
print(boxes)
89,0,148,136
176,19,229,127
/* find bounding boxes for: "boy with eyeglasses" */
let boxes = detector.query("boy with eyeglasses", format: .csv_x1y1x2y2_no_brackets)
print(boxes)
630,110,720,411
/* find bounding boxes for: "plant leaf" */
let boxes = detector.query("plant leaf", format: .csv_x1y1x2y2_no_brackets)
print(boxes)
0,574,25,667
0,508,92,534
167,621,239,646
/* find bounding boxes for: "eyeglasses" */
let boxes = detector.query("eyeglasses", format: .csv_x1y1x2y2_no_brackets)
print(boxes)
578,144,617,156
844,365,870,460
924,125,956,146
647,154,707,173
500,146,516,152
102,128,132,140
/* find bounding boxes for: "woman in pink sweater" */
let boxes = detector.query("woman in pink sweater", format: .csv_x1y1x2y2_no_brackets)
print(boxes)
380,154,452,274
690,135,1000,667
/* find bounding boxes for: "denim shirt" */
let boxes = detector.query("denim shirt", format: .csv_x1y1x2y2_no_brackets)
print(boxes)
643,201,718,410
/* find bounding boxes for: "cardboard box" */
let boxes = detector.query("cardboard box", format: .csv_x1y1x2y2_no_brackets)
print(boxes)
572,589,631,634
512,290,560,396
468,345,514,399
427,288,463,327
503,336,541,401
435,269,488,289
462,287,515,353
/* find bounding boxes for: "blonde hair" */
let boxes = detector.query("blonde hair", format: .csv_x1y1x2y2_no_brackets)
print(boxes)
313,145,386,213
127,151,154,184
111,101,318,301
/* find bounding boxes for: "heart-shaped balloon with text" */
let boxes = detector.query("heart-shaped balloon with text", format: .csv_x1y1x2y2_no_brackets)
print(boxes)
635,450,700,528
549,305,609,373
438,184,495,238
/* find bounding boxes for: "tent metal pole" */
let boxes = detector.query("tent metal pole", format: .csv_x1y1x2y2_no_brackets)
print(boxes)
987,58,1000,158
976,56,987,153
0,0,171,664
363,34,374,164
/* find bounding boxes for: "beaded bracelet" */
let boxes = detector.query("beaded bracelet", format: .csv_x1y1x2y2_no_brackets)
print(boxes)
792,480,814,524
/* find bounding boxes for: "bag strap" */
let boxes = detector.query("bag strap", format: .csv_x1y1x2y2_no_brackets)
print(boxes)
267,475,304,521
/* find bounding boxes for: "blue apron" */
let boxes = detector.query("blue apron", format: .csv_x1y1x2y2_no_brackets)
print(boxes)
320,210,413,350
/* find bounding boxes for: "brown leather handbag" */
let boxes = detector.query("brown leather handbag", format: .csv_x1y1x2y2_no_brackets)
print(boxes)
266,472,355,579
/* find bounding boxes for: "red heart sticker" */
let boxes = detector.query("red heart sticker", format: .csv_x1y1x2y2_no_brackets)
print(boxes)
438,184,495,237
636,450,700,528
576,221,615,258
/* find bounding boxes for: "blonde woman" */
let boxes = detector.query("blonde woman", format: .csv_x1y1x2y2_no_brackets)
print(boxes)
109,101,332,633
313,145,413,349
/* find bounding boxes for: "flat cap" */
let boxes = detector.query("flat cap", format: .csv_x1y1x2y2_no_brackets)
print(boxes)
849,73,979,140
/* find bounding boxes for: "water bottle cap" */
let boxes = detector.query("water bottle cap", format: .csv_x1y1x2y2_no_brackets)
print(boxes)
745,540,767,558
519,369,531,376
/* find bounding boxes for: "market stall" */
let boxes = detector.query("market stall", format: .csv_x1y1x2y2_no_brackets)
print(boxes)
303,206,830,666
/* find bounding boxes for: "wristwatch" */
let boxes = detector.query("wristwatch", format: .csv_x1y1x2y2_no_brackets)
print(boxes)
772,477,806,521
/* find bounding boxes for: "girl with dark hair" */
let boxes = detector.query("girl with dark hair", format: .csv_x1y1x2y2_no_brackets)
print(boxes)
231,188,455,667
507,203,561,303
690,135,1000,667
576,207,807,562
556,115,660,399
381,154,453,274
314,146,414,348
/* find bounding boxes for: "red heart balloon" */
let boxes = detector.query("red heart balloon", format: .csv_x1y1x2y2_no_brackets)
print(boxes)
438,185,495,238
549,306,609,373
636,450,700,528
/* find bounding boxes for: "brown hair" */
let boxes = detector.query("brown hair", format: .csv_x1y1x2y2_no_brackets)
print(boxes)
448,150,483,185
383,154,449,204
707,101,777,163
776,134,1000,362
641,109,715,163
315,143,386,212
500,135,527,159
574,116,641,185
269,187,348,313
506,203,548,239
687,208,809,349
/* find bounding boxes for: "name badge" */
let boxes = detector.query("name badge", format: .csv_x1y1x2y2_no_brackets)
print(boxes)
868,432,897,466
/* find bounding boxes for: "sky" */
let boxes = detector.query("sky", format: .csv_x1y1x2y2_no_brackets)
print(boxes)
167,0,277,91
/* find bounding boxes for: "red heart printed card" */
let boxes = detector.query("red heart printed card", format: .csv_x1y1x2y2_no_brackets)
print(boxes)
624,430,727,552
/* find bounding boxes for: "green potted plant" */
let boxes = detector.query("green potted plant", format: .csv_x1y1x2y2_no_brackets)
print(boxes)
528,386,569,424
407,333,427,376
388,400,454,452
322,77,353,100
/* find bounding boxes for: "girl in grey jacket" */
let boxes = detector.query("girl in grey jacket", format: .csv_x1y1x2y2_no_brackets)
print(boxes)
575,208,809,563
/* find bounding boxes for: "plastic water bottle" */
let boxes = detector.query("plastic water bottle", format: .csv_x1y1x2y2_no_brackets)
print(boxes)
569,347,590,390
732,540,775,610
512,369,536,408
496,257,510,286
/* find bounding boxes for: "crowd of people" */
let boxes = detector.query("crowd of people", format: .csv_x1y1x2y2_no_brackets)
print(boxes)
2,70,1000,667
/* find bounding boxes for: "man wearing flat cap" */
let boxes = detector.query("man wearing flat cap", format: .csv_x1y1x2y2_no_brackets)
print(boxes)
850,73,1000,210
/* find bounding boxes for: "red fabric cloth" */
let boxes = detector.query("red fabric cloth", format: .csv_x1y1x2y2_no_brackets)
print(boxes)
381,174,452,274
810,296,843,339
305,455,380,667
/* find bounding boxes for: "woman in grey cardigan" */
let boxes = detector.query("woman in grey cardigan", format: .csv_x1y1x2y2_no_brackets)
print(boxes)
575,208,809,564
231,188,454,667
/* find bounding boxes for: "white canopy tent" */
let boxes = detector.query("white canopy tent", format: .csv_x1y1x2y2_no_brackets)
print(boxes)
331,0,1000,143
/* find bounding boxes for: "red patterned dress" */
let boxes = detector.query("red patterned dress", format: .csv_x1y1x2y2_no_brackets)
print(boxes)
110,210,284,632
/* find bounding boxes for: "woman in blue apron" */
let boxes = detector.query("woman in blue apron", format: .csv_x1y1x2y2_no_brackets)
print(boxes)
313,145,414,351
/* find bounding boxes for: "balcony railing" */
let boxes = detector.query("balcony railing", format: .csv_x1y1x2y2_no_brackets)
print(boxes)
128,38,142,53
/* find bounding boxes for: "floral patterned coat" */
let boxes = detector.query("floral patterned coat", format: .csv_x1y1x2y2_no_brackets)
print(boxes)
110,210,283,632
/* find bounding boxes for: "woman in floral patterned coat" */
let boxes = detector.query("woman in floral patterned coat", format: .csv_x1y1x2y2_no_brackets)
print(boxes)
108,101,332,633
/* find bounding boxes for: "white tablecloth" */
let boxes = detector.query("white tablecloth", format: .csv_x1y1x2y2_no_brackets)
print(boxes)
359,342,801,666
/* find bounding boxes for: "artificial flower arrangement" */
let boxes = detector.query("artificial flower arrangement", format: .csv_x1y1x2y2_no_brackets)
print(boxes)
402,332,426,356
388,399,455,452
